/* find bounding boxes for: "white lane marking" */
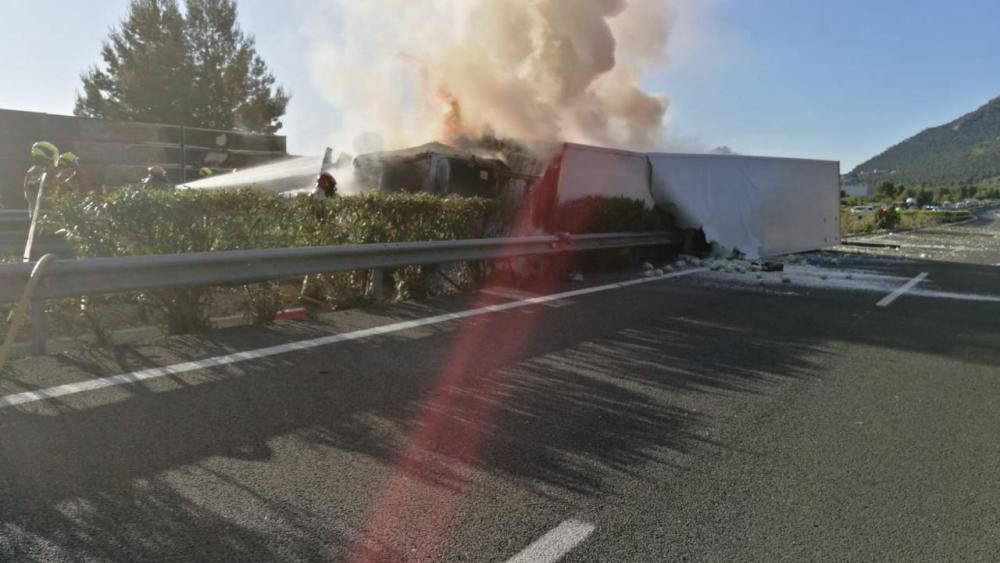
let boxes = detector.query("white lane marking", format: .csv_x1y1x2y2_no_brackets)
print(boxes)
0,268,706,410
910,288,1000,303
506,520,596,563
876,272,928,307
700,265,1000,304
480,287,544,300
480,287,571,307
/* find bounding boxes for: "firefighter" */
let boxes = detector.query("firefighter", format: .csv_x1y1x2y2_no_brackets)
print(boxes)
141,165,171,189
300,171,339,301
312,172,338,198
53,152,80,195
23,141,59,216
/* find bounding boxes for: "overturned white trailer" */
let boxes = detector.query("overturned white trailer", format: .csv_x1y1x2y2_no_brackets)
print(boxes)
547,143,841,258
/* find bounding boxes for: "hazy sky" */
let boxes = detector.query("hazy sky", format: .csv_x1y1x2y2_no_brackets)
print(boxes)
1,0,998,170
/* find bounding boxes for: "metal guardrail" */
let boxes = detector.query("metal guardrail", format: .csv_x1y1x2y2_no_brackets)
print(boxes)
0,210,29,230
0,239,73,255
0,209,74,256
0,233,673,302
0,231,676,356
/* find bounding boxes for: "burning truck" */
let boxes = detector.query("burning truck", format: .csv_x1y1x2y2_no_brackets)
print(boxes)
352,142,510,198
183,138,841,259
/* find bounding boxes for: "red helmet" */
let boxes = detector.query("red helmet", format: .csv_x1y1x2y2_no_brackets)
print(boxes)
317,172,336,188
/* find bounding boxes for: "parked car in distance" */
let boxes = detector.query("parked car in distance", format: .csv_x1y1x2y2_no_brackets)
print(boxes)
850,206,868,214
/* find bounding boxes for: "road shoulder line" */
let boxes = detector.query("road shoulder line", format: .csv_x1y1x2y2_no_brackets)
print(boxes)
0,268,706,411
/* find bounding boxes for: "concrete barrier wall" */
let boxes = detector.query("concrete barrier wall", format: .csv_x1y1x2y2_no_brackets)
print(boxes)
0,108,287,207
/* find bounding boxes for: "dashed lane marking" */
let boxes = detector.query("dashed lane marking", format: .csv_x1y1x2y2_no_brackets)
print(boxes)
876,272,929,307
505,520,596,563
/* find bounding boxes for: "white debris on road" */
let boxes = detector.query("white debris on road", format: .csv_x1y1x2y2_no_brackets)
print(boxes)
661,207,1000,303
689,260,1000,304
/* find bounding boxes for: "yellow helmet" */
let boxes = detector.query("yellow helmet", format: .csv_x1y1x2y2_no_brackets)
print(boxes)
58,151,79,168
31,141,59,166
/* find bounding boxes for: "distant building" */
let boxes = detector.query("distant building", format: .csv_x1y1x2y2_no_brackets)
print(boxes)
841,183,871,197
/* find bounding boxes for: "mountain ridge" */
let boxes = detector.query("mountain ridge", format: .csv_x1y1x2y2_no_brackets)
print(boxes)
846,96,1000,187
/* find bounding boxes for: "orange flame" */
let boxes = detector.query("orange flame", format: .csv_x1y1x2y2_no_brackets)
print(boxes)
437,87,463,145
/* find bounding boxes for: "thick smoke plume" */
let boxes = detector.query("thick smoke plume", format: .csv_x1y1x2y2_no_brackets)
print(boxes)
309,0,673,153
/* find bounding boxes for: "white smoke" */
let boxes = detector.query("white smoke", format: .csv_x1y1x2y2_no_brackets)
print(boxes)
306,0,674,152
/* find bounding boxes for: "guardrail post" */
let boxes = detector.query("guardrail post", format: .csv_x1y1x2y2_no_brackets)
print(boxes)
30,299,47,355
371,268,385,304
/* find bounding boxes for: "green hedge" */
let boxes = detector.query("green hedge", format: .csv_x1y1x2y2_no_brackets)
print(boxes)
42,188,495,332
841,207,972,236
903,209,972,221
552,196,675,234
46,187,675,257
47,187,494,256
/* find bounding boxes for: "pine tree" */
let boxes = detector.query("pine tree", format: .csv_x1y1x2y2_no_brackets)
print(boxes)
916,188,933,207
183,0,288,133
875,180,897,201
75,0,191,125
74,0,288,133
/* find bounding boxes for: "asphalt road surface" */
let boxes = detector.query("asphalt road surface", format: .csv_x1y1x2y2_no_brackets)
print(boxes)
2,210,999,562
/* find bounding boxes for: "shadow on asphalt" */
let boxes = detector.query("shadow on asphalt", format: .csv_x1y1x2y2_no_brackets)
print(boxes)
1,255,998,560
